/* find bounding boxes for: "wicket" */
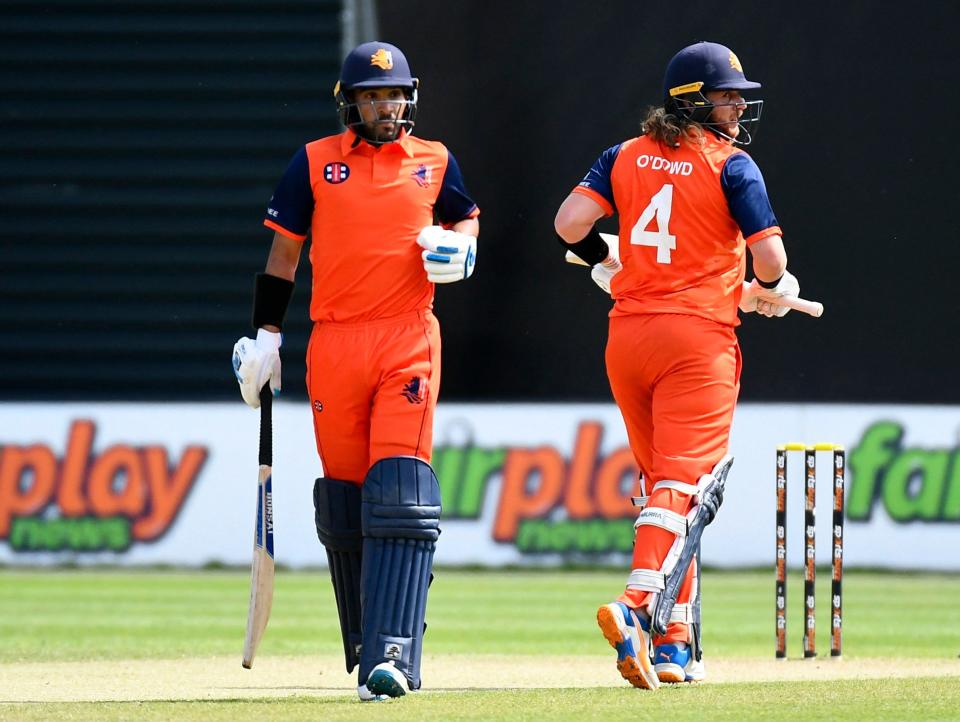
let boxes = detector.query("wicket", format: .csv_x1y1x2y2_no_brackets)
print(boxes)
775,443,845,659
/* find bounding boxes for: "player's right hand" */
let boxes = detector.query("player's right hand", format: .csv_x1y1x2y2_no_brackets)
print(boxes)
741,270,801,317
417,225,477,283
590,255,622,295
232,329,282,409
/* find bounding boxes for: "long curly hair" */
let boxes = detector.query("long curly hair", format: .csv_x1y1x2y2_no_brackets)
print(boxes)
640,106,704,148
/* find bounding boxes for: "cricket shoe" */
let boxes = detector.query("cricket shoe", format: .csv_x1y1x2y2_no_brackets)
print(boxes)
358,661,407,701
653,642,706,683
596,602,660,690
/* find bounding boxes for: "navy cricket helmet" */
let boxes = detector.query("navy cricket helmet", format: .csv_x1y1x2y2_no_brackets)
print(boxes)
662,41,763,145
334,41,419,143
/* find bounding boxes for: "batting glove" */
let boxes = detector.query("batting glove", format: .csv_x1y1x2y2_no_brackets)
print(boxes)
590,255,622,295
232,329,282,409
417,225,477,283
740,270,801,317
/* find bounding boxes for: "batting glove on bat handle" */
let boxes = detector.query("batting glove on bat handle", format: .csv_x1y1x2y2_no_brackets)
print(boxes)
232,329,282,409
590,255,622,295
753,270,800,317
740,272,822,317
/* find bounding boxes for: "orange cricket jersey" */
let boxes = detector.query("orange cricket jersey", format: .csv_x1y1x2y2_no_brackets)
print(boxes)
573,133,780,327
264,129,479,323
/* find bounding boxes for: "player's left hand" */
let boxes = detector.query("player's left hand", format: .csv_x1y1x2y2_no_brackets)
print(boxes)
590,256,622,294
563,232,622,295
417,225,476,283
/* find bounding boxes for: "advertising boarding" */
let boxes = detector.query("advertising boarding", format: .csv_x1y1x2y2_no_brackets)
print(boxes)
0,403,956,570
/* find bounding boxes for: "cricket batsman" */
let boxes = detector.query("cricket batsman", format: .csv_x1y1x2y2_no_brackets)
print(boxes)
555,41,806,688
232,41,479,701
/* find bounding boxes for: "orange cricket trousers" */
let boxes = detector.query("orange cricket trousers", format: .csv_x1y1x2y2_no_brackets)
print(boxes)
305,310,441,484
606,312,741,644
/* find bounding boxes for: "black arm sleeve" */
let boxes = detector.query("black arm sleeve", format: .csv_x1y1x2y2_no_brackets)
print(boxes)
252,272,295,330
556,226,609,266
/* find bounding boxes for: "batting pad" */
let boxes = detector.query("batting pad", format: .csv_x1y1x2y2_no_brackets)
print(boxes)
358,456,441,690
650,455,733,637
313,477,363,673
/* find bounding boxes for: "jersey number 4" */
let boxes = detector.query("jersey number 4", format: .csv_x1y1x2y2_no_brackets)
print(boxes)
630,183,676,264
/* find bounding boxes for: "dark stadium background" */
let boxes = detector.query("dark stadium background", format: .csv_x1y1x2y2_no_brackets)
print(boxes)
3,0,957,403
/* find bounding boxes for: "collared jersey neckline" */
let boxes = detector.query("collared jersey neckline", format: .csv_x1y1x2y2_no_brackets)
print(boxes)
339,128,415,158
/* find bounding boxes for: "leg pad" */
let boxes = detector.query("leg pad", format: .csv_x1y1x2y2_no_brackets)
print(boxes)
313,477,363,673
650,456,733,637
358,457,441,690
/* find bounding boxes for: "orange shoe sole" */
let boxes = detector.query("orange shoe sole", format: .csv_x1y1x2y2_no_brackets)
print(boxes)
596,605,660,690
655,666,687,684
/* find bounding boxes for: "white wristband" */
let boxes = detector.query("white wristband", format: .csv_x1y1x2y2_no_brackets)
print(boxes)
256,328,282,351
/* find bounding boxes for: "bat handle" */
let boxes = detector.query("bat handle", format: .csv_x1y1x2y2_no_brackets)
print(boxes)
780,296,824,318
259,386,272,466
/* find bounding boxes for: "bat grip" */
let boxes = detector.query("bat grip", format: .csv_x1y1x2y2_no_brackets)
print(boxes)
780,296,824,318
259,385,272,466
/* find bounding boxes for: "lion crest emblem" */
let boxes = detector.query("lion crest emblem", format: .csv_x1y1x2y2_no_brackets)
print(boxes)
370,48,394,70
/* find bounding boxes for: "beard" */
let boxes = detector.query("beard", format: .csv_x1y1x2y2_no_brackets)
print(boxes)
357,117,401,144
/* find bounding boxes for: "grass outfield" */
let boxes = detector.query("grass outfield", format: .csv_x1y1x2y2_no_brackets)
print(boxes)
1,569,959,720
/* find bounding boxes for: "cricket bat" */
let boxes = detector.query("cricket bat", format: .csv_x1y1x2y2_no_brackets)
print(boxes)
564,234,823,317
242,385,275,669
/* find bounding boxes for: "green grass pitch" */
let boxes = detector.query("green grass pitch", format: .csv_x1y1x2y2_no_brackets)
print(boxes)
1,568,959,720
